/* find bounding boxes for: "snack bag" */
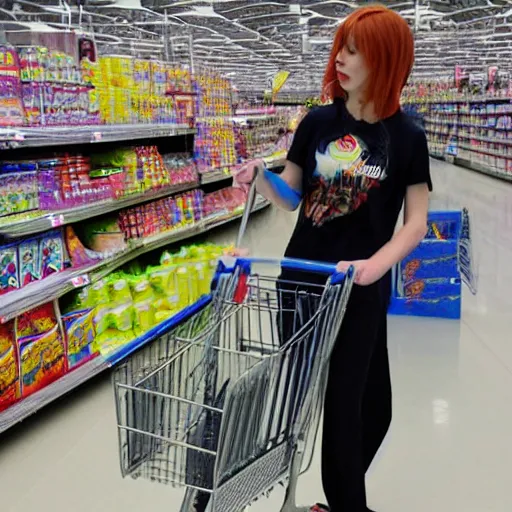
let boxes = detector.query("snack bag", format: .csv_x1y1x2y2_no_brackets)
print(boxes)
128,275,156,333
108,302,134,333
19,237,40,286
19,324,66,398
0,242,19,295
147,265,178,311
0,344,19,412
0,320,18,411
108,275,133,304
0,320,15,355
62,309,97,369
17,302,57,338
39,230,64,278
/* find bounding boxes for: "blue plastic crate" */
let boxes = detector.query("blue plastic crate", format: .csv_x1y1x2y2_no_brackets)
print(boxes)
389,210,467,320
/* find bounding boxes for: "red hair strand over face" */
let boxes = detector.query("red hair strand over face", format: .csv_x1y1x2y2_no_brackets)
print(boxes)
322,5,415,119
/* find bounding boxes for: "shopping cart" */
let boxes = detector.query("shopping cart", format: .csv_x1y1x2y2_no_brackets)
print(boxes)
113,181,355,512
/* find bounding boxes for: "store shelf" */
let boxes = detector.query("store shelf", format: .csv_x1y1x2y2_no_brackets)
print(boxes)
456,134,512,145
198,156,286,186
0,200,271,434
204,197,270,230
405,97,512,105
0,198,271,324
0,124,195,150
0,265,97,324
458,145,511,160
0,355,108,434
0,182,199,239
200,169,232,185
453,157,512,183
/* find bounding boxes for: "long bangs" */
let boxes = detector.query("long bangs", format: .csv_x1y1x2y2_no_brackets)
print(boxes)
322,5,415,119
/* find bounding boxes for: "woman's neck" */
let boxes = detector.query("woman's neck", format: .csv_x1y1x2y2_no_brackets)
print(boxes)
345,93,378,123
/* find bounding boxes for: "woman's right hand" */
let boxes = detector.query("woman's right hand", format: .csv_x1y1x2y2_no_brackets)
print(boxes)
232,159,265,193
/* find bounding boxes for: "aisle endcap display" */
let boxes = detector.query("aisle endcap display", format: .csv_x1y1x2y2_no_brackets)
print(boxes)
0,199,270,325
0,124,196,150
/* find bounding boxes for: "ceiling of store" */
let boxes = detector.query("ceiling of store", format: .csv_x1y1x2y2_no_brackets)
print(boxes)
1,0,511,95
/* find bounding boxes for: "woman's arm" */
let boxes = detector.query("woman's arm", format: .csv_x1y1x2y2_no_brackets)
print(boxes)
369,182,429,271
337,182,430,285
254,160,304,212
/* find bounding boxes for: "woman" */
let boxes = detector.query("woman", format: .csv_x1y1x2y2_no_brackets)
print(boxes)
234,5,431,512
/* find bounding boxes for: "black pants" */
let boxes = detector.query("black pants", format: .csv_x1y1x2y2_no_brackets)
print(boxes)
277,275,391,512
321,283,392,512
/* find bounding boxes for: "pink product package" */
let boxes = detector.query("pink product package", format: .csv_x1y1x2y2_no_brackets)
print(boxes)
19,237,40,287
21,82,43,126
39,230,64,279
37,167,62,210
0,75,24,127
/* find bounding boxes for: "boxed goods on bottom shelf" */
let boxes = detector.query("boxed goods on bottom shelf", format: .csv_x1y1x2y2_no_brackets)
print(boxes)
0,303,67,412
0,243,231,413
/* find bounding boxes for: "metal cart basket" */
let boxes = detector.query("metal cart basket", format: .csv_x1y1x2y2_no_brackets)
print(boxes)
113,256,354,512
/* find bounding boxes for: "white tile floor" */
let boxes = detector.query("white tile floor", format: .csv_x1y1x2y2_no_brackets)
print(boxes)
1,159,512,512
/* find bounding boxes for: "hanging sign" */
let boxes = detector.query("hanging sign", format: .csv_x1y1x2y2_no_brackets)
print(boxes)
272,70,290,96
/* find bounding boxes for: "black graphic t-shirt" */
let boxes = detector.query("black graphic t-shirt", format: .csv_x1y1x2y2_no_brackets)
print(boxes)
285,98,432,269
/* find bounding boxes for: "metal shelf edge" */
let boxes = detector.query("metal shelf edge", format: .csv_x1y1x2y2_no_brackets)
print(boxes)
0,356,108,434
0,125,196,150
453,158,512,183
0,182,200,238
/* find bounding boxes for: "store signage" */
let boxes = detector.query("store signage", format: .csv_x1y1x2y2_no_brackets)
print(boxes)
272,70,290,96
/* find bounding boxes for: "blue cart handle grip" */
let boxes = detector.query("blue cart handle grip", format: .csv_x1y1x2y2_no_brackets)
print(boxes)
236,257,353,280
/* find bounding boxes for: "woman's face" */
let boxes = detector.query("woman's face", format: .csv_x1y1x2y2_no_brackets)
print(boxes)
335,37,369,95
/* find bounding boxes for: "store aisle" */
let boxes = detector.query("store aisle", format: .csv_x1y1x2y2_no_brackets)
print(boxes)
1,159,512,512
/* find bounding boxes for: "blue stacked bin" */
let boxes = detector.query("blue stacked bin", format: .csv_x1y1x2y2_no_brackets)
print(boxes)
388,210,469,319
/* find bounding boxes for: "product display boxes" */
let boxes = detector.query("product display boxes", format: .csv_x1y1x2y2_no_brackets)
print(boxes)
389,210,475,319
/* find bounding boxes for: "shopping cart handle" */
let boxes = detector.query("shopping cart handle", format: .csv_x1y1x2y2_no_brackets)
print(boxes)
237,257,353,281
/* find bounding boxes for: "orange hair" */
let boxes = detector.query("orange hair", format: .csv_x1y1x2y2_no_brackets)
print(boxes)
322,5,414,119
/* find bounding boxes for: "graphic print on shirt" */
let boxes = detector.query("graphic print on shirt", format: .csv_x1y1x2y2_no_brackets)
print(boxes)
304,132,388,227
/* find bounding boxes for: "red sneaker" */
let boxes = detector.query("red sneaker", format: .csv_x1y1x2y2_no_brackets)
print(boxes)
310,505,329,512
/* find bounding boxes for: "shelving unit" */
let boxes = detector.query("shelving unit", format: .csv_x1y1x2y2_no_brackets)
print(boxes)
0,31,300,428
0,181,199,238
413,97,512,182
0,196,269,434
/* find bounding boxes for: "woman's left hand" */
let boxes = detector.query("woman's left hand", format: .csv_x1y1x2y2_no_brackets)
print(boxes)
336,259,386,286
